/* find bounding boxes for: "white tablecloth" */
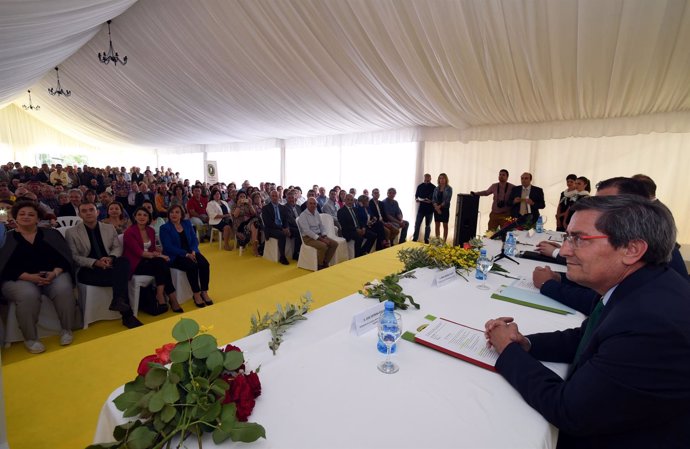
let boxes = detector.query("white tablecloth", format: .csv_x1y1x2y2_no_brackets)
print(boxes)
95,231,581,449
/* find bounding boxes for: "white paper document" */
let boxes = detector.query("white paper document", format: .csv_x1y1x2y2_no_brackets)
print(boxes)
414,318,499,371
511,277,540,293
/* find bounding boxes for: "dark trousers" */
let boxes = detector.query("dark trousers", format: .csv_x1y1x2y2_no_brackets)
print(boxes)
171,252,210,292
413,210,433,243
352,229,377,257
134,258,175,295
77,256,130,301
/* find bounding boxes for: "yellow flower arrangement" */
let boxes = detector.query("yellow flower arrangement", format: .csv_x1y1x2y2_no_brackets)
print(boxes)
397,238,508,281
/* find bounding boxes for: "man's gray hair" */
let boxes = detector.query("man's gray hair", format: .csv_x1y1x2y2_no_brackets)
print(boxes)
570,195,676,265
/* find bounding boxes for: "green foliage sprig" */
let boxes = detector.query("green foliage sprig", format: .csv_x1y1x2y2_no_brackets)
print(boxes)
88,318,265,449
248,292,313,355
359,271,419,310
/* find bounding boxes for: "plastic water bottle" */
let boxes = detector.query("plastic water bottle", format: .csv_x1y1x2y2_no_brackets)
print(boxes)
475,249,489,280
504,232,517,257
536,216,544,233
377,300,398,354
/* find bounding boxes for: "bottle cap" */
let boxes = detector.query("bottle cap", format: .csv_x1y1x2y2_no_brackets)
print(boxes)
384,300,395,310
480,248,487,255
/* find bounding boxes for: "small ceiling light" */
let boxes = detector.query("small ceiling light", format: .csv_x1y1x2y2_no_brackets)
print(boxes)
22,90,40,111
48,67,71,97
98,20,128,66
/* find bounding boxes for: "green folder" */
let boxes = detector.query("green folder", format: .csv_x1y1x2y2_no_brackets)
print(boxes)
491,286,576,315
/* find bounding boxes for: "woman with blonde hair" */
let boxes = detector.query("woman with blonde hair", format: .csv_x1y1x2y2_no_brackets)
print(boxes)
432,173,453,242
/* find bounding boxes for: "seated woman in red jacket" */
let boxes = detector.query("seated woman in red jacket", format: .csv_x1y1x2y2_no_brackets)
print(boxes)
123,206,182,313
160,204,212,308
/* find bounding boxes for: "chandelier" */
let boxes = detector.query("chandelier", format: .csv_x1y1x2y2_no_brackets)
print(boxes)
97,20,128,66
22,90,40,111
48,67,71,97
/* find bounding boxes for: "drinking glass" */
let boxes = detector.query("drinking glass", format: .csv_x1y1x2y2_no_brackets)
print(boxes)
476,255,494,290
377,312,403,374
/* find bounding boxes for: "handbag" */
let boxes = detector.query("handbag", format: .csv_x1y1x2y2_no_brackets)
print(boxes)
138,285,167,316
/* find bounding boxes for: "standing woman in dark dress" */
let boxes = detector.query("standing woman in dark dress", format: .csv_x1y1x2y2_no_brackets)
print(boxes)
556,174,577,231
432,173,453,242
160,205,212,308
0,200,76,353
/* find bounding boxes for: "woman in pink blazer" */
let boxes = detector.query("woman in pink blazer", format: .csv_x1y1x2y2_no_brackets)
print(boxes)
123,207,182,313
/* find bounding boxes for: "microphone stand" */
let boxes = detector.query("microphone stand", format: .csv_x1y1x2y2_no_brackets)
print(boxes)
492,234,519,265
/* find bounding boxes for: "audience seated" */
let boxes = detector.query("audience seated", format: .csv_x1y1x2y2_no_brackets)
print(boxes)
206,188,234,250
0,201,77,353
123,206,182,314
58,189,82,217
160,205,213,308
186,185,210,241
337,194,376,257
101,201,131,235
381,187,409,244
298,198,338,270
231,191,261,257
65,202,142,329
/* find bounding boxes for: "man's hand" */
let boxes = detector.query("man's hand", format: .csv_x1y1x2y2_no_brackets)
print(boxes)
484,317,530,354
93,257,113,269
513,197,522,204
532,266,561,289
526,198,534,206
536,241,561,257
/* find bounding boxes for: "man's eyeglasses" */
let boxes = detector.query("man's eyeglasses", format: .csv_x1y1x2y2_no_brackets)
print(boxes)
563,233,608,248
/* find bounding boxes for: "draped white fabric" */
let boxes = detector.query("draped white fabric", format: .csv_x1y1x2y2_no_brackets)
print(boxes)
423,134,690,244
2,0,690,147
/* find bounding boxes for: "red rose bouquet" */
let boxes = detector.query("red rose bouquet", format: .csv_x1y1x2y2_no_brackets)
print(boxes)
88,319,265,449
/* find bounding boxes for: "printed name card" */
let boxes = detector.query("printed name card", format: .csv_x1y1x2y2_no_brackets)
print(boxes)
433,267,457,287
350,302,385,336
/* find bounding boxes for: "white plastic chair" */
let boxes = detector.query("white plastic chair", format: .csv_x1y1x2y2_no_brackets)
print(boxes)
128,275,155,315
55,216,82,229
4,296,63,346
78,283,121,328
263,233,294,263
208,227,222,249
170,268,193,305
295,216,319,271
320,213,348,264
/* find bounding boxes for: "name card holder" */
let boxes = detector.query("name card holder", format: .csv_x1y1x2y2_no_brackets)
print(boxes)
350,302,385,336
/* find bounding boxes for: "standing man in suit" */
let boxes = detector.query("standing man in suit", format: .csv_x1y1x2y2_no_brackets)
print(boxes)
65,202,142,329
337,194,376,257
508,172,545,224
485,195,690,448
412,173,435,243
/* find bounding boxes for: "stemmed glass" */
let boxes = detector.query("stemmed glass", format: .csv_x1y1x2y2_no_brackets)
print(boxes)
476,254,494,290
377,312,403,374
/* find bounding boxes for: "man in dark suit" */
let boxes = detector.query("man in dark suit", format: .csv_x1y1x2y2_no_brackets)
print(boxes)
262,190,298,265
485,195,690,449
508,172,545,224
58,188,82,217
532,176,689,315
337,194,375,257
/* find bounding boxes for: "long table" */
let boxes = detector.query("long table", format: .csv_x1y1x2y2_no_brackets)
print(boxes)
95,231,583,448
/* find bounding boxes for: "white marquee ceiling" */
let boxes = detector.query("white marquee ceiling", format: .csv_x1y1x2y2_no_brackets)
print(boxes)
2,0,690,148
